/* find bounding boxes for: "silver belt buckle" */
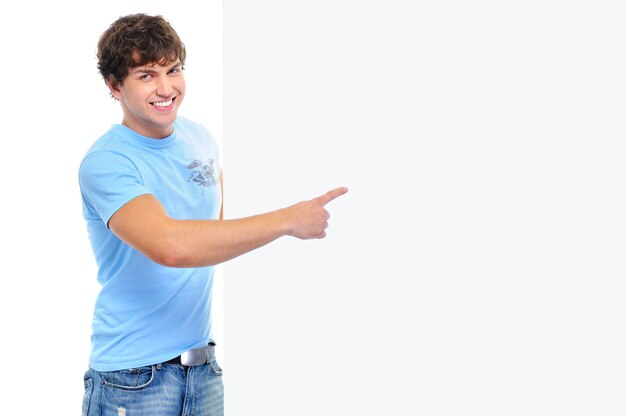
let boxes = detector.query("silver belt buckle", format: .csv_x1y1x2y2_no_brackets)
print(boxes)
180,344,215,366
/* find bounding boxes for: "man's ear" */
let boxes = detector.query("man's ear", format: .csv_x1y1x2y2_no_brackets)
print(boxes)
106,78,122,100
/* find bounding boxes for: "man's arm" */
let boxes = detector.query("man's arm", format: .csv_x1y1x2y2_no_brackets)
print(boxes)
108,186,348,268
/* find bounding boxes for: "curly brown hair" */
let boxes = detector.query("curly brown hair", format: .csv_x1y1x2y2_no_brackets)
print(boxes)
97,13,186,86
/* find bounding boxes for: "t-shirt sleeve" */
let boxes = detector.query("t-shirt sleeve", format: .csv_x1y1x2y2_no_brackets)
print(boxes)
79,151,151,227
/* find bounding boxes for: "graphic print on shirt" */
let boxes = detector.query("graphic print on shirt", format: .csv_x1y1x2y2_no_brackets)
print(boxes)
187,159,217,189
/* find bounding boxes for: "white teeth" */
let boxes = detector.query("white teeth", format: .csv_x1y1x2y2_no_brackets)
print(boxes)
153,99,173,107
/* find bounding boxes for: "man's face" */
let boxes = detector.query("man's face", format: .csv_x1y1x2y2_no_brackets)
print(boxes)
110,60,185,139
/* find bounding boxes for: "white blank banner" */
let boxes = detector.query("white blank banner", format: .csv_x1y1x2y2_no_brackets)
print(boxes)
224,1,626,415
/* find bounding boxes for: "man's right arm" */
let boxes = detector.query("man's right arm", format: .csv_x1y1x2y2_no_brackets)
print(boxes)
107,187,348,268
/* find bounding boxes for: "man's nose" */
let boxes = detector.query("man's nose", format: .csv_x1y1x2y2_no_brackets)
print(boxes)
156,75,173,97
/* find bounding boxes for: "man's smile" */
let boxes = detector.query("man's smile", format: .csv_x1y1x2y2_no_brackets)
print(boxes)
151,97,176,109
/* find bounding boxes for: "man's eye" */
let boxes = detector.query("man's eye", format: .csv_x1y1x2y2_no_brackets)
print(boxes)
169,68,180,75
139,74,151,80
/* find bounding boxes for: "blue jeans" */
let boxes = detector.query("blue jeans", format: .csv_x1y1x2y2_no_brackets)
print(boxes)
82,356,224,416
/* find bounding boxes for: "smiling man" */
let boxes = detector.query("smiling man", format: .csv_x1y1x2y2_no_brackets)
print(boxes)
113,58,184,137
78,13,346,416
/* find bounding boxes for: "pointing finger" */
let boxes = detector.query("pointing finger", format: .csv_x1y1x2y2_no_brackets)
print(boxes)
318,187,348,205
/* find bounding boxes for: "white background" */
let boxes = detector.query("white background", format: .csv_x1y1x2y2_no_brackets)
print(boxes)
0,1,223,412
2,1,626,415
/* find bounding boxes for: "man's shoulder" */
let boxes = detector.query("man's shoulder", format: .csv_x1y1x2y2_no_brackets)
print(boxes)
84,125,126,156
176,115,207,132
175,117,219,155
80,126,136,173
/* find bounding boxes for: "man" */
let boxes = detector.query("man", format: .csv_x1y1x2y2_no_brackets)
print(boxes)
79,13,347,416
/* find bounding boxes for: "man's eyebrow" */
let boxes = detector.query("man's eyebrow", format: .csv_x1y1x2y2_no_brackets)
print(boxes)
132,67,156,74
167,62,183,70
131,61,182,74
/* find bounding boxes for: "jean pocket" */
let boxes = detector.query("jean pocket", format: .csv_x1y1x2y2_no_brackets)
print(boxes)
101,365,156,390
82,378,93,416
208,357,223,376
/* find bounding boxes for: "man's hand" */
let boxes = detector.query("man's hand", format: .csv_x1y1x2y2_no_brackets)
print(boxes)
281,187,349,239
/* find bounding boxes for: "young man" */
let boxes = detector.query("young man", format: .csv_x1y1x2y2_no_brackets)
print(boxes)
79,13,347,416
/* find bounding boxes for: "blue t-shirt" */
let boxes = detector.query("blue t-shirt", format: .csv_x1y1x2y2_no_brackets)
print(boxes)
79,116,222,371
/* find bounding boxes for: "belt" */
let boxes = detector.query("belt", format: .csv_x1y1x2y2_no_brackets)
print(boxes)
164,343,216,367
